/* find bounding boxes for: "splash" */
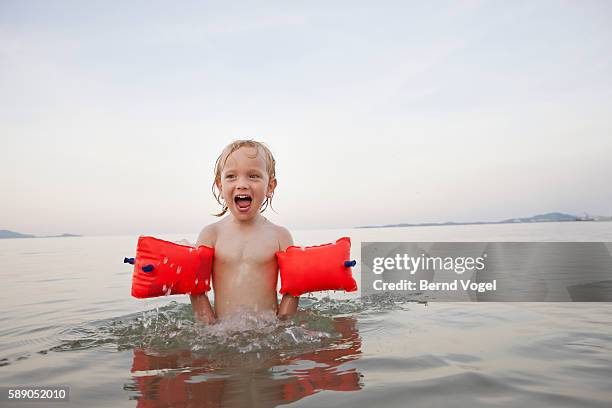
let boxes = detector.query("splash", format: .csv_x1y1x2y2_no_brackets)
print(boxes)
49,303,336,357
45,293,419,359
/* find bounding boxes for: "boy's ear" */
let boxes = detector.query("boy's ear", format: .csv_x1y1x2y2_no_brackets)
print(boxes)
267,178,277,197
215,178,222,193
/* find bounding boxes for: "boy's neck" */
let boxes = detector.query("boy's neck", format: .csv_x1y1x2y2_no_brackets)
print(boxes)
228,213,266,227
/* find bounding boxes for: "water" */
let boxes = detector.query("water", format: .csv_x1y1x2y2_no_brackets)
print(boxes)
1,222,612,407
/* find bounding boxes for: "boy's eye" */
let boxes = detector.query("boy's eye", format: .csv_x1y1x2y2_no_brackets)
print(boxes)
225,174,236,179
250,174,261,179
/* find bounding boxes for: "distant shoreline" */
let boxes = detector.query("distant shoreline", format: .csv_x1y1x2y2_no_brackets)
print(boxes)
357,212,610,229
2,212,609,237
0,230,82,239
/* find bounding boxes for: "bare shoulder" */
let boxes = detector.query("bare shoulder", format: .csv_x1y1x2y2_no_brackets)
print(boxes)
196,221,221,247
271,223,294,251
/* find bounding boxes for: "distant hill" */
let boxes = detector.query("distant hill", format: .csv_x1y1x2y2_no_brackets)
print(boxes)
500,212,579,223
0,230,82,239
41,233,82,238
358,212,597,229
0,230,36,239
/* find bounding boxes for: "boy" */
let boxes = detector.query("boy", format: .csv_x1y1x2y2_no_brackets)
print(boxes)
190,140,299,323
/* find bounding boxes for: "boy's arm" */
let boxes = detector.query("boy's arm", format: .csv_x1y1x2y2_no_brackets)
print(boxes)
190,225,217,324
277,227,299,317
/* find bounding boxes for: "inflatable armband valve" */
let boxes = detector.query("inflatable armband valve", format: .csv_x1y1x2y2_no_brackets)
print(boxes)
127,236,214,299
276,237,358,297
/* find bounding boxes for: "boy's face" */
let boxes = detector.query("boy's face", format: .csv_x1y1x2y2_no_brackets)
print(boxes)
217,146,276,222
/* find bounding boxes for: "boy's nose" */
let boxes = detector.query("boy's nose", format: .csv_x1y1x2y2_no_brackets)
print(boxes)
236,176,249,189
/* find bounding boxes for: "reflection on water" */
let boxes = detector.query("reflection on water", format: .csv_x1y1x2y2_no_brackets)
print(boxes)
44,300,368,407
128,316,362,407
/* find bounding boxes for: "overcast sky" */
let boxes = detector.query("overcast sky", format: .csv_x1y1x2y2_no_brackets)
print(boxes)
2,0,611,235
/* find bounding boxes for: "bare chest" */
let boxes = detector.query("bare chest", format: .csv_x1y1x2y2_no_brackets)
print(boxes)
214,233,279,267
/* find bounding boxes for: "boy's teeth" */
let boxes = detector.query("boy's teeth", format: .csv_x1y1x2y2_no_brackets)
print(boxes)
234,195,252,209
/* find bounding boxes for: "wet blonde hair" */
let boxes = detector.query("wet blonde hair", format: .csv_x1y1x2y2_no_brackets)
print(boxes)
212,140,276,217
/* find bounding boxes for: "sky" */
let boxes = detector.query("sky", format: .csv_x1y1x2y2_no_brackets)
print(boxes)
1,0,611,235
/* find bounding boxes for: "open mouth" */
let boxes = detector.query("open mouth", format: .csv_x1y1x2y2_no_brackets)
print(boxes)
234,194,253,212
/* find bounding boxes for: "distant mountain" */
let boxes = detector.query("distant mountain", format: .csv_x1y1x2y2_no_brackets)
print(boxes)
0,230,36,239
500,212,579,223
0,230,82,239
357,212,594,229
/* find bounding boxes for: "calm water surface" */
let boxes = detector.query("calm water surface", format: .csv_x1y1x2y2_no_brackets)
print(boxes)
1,222,612,407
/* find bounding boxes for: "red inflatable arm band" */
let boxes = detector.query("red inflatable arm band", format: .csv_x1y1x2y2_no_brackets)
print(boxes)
130,236,214,299
276,237,358,297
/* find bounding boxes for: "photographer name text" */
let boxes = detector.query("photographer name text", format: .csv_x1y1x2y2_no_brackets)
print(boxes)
373,279,497,293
